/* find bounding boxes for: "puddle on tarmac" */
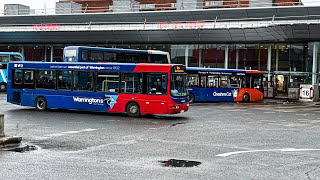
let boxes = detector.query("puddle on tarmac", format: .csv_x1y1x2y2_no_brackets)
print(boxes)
7,145,37,153
160,159,201,167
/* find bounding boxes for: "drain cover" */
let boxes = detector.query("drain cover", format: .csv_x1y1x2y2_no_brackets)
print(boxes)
160,159,201,167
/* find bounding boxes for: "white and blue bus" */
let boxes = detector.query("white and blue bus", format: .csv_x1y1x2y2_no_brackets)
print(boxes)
186,67,264,103
0,52,24,91
63,46,170,64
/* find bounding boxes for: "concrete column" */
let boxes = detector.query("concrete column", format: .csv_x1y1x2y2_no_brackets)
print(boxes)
236,49,239,69
276,48,279,71
258,48,261,70
50,46,54,62
267,46,272,82
185,45,189,67
312,42,318,85
21,47,24,58
224,46,229,69
0,114,4,137
199,49,202,67
44,46,47,62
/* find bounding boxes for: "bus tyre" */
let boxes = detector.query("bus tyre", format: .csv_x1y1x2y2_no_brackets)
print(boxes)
189,93,195,103
0,83,6,92
243,94,250,103
35,97,47,111
126,102,140,117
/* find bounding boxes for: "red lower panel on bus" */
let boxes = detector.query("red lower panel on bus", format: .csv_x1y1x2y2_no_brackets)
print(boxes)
107,94,189,115
234,88,264,102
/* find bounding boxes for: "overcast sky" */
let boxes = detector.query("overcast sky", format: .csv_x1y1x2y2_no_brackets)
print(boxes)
0,0,319,11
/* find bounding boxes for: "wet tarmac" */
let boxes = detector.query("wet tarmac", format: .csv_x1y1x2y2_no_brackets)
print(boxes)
1,94,320,179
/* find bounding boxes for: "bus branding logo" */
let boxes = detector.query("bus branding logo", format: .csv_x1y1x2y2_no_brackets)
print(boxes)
104,96,118,108
73,97,104,105
213,92,232,97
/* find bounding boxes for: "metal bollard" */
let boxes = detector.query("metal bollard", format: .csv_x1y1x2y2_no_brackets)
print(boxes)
0,114,4,137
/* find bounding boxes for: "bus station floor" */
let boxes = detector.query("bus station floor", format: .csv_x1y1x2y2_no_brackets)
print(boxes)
1,93,320,179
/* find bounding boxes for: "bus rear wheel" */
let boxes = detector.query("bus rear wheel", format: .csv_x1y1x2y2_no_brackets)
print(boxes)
35,97,47,111
243,94,250,103
126,102,140,117
0,83,6,92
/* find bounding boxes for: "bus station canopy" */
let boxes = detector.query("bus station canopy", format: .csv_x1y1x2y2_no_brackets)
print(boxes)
0,6,319,44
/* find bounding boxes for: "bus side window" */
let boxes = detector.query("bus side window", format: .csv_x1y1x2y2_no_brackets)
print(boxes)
10,55,22,61
0,55,9,63
207,75,219,88
73,71,94,91
242,76,251,88
96,72,119,92
24,71,34,84
58,71,72,90
13,69,23,84
35,70,56,89
200,76,206,88
188,74,199,87
147,73,167,95
103,52,116,62
121,73,142,93
220,75,230,88
89,51,103,61
82,50,88,61
252,75,262,88
230,76,241,88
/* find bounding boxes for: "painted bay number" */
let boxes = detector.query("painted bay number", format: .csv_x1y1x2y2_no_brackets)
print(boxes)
301,88,312,98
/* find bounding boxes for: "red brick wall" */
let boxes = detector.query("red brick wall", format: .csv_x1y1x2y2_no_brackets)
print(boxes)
274,0,302,6
223,0,249,8
59,0,302,12
59,0,113,12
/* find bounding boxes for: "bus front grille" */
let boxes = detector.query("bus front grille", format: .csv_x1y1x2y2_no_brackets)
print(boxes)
12,92,21,104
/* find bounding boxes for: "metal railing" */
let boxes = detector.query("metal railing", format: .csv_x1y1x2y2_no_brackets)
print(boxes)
0,0,306,16
0,14,319,32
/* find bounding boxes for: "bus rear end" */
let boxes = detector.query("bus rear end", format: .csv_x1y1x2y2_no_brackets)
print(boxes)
0,52,23,92
234,71,264,102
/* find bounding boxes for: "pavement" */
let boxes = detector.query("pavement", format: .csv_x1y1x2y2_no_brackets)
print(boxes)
2,93,320,179
263,98,320,105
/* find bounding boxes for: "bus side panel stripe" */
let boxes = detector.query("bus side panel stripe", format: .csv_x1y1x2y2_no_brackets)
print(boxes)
0,70,7,83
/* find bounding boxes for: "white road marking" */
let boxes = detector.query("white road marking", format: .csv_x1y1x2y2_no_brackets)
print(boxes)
35,129,97,140
216,148,320,157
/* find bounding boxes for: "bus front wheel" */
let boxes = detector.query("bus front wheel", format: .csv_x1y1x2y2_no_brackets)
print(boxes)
126,102,140,117
189,93,195,103
243,94,250,103
35,97,47,111
0,83,6,92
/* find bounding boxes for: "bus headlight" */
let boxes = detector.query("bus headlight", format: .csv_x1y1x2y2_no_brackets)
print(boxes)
170,105,179,109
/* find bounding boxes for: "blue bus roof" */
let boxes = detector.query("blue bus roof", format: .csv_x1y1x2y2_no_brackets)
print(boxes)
8,61,177,72
64,46,162,54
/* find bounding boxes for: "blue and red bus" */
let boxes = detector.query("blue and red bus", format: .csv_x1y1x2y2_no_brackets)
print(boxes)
186,67,264,103
7,62,189,117
0,52,24,91
63,46,170,64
